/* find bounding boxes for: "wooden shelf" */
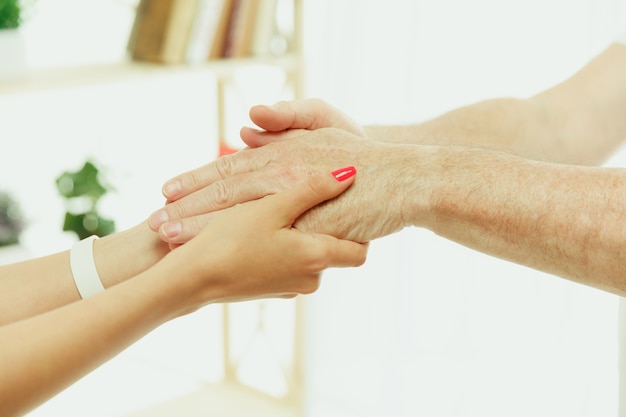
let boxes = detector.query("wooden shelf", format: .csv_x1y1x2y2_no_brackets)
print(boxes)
0,54,300,95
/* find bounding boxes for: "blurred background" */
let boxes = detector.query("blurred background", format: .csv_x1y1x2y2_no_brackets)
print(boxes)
1,0,626,416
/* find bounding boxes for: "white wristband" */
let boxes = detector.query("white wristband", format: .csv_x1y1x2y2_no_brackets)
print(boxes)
70,235,104,299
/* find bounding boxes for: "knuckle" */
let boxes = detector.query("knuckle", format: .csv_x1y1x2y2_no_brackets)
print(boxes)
304,246,331,273
163,190,211,220
215,154,235,179
290,240,330,273
211,180,232,207
299,276,321,295
162,200,186,221
184,170,205,191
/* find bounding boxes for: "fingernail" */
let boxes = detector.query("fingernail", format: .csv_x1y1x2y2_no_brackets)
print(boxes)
243,125,263,132
260,104,275,110
161,222,182,239
162,180,182,199
149,209,169,230
332,166,357,182
272,101,288,110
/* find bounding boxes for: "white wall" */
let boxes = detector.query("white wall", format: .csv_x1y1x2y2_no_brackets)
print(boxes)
2,0,626,416
301,1,626,416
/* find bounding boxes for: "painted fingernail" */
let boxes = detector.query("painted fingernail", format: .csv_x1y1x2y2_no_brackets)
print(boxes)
161,222,182,239
148,209,169,230
162,180,182,199
332,166,357,182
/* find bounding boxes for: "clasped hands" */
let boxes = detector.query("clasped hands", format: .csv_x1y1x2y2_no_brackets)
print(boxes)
146,99,433,302
149,99,419,246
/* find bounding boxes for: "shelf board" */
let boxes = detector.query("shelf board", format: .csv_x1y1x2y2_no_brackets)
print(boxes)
122,381,299,417
0,54,300,95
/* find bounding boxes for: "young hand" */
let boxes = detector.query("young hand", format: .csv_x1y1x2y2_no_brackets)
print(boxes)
157,167,369,311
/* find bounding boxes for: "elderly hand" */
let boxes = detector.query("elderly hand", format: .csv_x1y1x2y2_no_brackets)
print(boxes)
149,128,422,244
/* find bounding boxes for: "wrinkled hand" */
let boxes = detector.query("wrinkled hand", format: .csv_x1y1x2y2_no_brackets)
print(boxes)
149,128,412,244
163,169,368,306
240,98,366,147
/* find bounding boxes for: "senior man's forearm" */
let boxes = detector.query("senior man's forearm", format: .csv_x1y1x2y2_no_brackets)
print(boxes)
366,43,626,167
412,144,626,295
364,97,558,159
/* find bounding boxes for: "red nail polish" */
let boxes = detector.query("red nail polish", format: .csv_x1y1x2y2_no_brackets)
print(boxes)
332,166,357,182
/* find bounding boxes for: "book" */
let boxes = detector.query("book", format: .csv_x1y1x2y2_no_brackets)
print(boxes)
126,0,145,55
208,0,235,59
128,0,173,61
161,0,200,63
222,0,260,58
185,0,224,64
129,0,199,64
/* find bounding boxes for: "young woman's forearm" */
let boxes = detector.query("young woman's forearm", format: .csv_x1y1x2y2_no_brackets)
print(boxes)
0,171,366,417
0,264,181,417
0,221,168,325
93,220,170,288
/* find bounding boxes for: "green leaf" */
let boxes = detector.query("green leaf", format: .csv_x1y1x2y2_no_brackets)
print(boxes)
55,161,108,201
0,0,21,29
62,212,115,240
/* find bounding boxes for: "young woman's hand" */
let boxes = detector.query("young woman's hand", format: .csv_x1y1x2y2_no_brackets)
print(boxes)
157,167,368,314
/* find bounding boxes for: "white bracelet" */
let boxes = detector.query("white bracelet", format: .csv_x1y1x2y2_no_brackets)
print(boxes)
70,235,104,299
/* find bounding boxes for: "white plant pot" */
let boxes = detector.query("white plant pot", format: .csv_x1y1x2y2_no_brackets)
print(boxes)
0,29,27,80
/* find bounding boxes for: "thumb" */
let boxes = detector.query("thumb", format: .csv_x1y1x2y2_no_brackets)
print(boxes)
240,127,308,148
268,166,357,226
242,98,364,148
249,99,331,132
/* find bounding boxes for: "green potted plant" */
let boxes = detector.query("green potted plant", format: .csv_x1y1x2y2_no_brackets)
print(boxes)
0,0,34,79
56,160,116,240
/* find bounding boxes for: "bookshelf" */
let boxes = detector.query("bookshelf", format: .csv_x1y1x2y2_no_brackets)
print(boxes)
0,0,304,94
0,0,304,162
2,0,308,416
0,55,300,95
